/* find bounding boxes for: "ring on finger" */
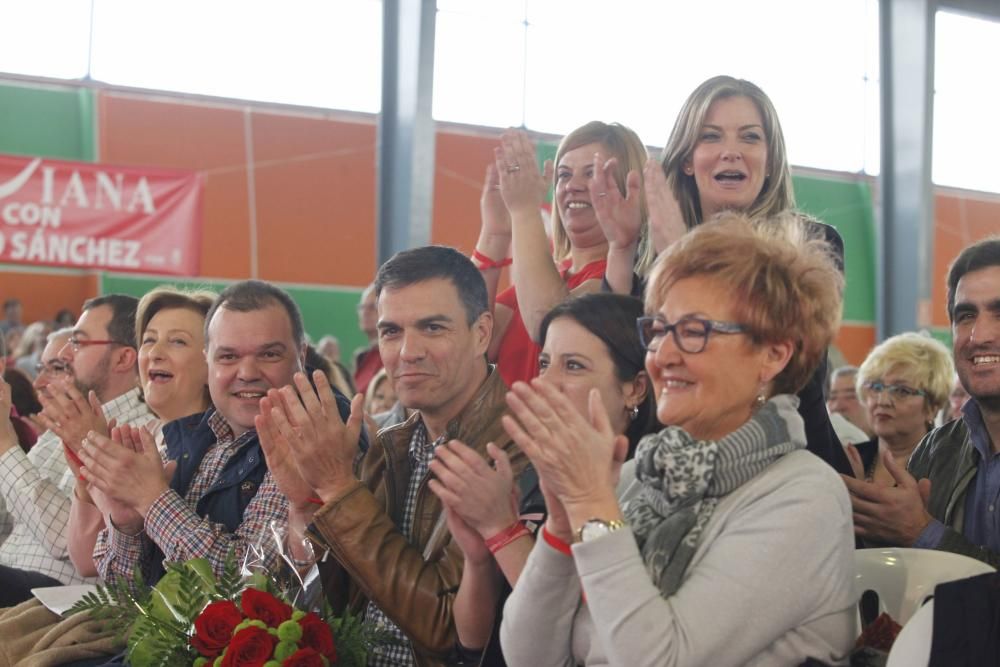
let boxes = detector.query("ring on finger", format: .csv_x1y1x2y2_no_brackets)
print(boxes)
506,164,521,173
597,192,608,197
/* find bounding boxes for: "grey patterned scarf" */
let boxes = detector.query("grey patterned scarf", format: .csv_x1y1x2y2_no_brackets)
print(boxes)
621,394,805,598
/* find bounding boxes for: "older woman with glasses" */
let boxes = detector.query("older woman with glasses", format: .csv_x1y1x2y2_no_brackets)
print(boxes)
500,212,855,666
30,328,73,400
847,332,953,486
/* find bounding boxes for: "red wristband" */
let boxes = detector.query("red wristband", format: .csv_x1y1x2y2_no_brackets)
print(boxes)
63,443,85,469
306,497,324,505
542,525,572,556
484,521,530,554
472,248,513,271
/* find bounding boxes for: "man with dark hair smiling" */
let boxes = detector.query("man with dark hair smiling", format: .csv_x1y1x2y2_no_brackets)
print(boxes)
81,280,361,586
844,237,1000,566
260,246,531,666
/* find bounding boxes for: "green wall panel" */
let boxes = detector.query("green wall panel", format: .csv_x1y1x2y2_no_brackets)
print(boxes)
0,84,95,161
793,175,876,324
99,274,368,366
538,142,557,205
928,327,951,349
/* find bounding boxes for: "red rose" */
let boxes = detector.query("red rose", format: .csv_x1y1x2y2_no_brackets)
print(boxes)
298,613,337,661
282,647,326,667
191,600,243,658
221,626,277,667
241,588,293,627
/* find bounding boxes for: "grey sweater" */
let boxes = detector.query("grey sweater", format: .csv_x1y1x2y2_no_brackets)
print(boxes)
500,451,856,667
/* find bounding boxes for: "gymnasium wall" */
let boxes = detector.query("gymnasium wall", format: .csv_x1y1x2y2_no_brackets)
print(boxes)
0,77,996,364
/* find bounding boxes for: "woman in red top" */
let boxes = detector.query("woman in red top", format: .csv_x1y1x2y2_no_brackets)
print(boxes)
475,122,654,387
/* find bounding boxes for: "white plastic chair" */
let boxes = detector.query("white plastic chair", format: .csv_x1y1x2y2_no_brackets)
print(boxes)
854,548,995,626
885,598,934,667
854,548,995,667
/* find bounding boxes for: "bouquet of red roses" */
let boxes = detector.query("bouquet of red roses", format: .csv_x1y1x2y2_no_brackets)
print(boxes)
191,589,337,667
70,555,387,667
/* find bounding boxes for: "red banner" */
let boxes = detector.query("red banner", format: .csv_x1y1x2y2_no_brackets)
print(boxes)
0,154,202,275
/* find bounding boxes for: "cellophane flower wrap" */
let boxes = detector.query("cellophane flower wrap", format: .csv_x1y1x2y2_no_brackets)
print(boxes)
71,520,395,666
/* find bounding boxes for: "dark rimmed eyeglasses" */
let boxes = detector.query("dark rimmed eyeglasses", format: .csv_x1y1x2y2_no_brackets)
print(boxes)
863,381,927,399
34,360,71,376
636,315,746,354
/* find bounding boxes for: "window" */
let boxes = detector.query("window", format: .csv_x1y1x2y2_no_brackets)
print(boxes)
434,0,879,174
89,0,382,112
0,1,92,80
933,10,1000,193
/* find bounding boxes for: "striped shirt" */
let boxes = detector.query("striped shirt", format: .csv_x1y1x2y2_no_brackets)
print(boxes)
0,388,154,585
94,410,287,583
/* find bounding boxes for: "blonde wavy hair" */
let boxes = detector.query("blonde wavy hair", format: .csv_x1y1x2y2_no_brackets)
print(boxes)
645,211,843,396
659,75,795,231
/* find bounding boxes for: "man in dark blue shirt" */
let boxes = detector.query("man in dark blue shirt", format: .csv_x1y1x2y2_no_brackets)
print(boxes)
843,237,1000,566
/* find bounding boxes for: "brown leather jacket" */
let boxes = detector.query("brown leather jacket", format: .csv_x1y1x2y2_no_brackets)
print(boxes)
308,367,528,666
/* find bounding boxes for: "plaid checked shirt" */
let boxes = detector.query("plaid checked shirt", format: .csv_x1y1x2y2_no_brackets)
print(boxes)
94,410,287,583
0,388,154,585
366,419,447,667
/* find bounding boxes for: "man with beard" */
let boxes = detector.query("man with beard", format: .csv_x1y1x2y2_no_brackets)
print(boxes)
0,295,154,603
843,238,1000,566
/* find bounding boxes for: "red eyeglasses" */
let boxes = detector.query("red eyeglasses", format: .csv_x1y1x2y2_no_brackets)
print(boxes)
67,337,124,353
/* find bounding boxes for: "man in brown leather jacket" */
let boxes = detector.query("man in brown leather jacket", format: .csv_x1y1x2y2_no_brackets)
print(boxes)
259,246,528,666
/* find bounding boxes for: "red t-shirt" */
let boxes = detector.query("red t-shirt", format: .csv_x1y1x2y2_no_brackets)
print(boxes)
495,258,607,388
353,345,384,394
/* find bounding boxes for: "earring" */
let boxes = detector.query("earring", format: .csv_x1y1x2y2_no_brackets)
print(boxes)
753,383,767,411
629,405,640,421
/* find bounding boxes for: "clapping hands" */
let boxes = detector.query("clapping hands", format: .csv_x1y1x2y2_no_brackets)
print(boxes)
78,425,175,530
494,130,552,217
256,371,365,506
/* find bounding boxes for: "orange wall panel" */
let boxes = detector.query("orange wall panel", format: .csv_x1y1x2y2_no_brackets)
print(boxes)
834,323,877,366
432,130,503,253
250,111,377,286
931,193,1000,327
0,271,99,325
97,93,252,279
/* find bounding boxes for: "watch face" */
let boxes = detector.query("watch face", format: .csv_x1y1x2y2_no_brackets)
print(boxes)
580,522,609,542
578,519,625,542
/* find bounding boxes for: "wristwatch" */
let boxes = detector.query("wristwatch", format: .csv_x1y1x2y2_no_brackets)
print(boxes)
576,518,626,543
